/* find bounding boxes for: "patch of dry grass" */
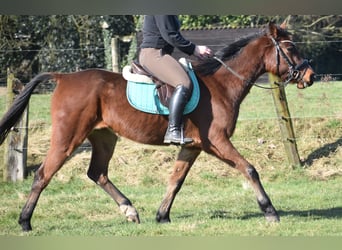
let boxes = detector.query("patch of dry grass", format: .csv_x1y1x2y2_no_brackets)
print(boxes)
23,117,340,187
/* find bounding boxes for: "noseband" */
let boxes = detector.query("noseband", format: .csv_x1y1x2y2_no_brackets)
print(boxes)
270,37,310,87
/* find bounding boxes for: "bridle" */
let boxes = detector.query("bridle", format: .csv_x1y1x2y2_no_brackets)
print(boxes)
213,36,311,89
270,37,310,88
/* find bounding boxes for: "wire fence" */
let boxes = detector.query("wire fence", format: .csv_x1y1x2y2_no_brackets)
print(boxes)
0,44,341,154
0,76,340,147
0,38,342,81
0,39,341,53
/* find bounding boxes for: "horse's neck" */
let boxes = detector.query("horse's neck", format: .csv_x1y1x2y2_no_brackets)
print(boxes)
234,42,266,85
218,48,265,103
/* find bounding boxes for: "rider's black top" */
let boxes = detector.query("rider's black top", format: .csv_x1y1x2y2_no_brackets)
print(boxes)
140,15,196,55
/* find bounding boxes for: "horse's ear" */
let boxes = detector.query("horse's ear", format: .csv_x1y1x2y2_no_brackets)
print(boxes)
280,19,288,30
267,21,278,38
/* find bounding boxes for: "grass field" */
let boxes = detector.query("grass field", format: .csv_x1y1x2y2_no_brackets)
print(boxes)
0,81,341,236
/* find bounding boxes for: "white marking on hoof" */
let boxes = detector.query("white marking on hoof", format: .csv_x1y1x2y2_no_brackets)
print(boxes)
119,204,139,222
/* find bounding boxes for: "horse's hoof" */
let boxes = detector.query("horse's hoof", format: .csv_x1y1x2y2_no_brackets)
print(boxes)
156,213,171,223
127,214,140,224
18,219,32,231
261,204,280,223
265,213,280,223
158,218,171,224
120,204,140,224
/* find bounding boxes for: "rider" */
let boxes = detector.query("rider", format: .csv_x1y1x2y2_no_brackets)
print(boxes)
139,15,212,145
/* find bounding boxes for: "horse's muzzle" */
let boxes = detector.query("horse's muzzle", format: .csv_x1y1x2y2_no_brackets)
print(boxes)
297,73,315,89
296,60,315,89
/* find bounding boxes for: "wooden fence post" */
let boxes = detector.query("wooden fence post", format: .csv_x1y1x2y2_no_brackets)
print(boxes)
2,70,28,181
102,21,113,71
111,36,120,72
268,73,302,167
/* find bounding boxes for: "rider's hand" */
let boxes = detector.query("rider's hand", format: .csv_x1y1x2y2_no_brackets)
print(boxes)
194,45,213,60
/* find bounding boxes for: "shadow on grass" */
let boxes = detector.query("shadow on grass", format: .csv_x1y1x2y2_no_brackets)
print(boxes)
209,206,342,220
304,138,342,166
277,207,342,219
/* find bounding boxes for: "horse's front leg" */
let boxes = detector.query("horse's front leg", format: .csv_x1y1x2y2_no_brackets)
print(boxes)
210,138,280,222
156,147,201,223
242,163,280,222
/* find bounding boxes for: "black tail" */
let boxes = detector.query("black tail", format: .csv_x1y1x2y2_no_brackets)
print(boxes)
0,73,54,145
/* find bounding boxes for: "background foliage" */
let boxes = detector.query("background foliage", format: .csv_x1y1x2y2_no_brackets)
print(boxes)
0,15,134,82
178,15,342,78
0,15,341,81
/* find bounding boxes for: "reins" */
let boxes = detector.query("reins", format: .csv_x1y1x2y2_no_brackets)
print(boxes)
212,36,309,90
212,56,244,81
213,55,284,90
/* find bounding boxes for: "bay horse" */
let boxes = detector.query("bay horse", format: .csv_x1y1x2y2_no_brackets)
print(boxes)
0,21,315,231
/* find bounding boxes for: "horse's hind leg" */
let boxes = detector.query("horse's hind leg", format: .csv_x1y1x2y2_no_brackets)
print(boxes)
18,147,75,231
19,101,97,231
156,147,201,223
87,129,140,223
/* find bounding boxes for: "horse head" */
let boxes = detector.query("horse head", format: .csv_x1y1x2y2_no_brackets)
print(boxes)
266,21,315,89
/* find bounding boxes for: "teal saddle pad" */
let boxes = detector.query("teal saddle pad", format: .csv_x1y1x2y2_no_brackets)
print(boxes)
126,64,200,115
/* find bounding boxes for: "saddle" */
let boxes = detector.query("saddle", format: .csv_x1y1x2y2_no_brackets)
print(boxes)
122,58,200,115
130,60,176,108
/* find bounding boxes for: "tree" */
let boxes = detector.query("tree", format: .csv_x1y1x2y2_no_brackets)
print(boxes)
1,15,340,82
0,15,135,83
178,15,287,29
286,15,342,78
178,15,342,79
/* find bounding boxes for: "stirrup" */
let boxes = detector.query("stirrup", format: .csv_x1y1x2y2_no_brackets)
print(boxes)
179,126,193,144
163,126,193,145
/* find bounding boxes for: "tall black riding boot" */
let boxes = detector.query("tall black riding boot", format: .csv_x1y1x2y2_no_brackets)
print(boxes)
163,85,193,145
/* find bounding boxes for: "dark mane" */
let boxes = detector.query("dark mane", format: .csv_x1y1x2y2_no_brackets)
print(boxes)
193,32,263,76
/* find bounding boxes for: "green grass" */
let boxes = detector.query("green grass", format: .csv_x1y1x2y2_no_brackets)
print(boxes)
0,169,341,236
0,81,341,235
